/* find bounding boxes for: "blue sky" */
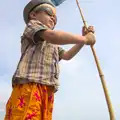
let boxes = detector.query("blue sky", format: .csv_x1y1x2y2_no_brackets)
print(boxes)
0,0,120,120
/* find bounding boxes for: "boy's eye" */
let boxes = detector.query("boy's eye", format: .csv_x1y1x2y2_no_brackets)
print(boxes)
42,7,57,24
45,8,54,16
38,7,57,24
39,7,55,17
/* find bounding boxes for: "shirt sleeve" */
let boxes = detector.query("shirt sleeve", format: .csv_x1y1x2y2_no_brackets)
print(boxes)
58,46,65,61
23,20,48,44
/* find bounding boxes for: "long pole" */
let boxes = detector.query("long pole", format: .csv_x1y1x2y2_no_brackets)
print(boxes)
75,0,115,120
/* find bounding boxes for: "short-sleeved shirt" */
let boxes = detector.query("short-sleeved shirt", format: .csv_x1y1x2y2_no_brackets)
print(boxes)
12,20,65,92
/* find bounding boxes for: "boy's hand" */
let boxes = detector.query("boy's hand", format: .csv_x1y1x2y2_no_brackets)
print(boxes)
82,26,96,45
84,32,96,45
82,26,95,36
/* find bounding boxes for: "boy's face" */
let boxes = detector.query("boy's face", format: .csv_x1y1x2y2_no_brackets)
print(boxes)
30,4,57,29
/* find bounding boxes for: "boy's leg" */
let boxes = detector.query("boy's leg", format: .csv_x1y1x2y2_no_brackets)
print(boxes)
38,84,54,120
4,83,54,120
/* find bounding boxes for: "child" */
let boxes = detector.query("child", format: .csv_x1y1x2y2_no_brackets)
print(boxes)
4,0,95,120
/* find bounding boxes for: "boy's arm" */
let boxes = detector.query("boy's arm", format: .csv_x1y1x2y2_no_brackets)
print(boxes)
59,26,95,60
38,29,95,46
60,43,84,60
38,29,86,45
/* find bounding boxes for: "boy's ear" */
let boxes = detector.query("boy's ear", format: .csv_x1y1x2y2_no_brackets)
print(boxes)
29,11,37,19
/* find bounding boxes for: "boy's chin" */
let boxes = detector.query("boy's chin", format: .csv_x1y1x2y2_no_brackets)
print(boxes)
48,25,55,30
46,23,55,29
51,26,55,30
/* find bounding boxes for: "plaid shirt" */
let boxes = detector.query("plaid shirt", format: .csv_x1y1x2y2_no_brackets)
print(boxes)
12,20,65,92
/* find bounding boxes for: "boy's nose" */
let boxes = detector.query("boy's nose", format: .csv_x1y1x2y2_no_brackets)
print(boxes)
51,15,57,25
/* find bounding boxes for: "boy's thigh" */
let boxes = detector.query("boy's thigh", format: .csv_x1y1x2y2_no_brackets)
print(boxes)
4,83,54,120
4,83,42,120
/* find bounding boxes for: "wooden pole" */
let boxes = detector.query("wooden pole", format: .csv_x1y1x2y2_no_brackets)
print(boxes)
76,0,115,120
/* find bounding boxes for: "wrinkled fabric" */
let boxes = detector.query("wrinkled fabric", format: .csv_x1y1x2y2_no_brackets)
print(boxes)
12,20,65,92
4,83,54,120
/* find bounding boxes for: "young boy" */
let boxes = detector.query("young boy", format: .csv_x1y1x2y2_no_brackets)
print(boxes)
4,0,95,120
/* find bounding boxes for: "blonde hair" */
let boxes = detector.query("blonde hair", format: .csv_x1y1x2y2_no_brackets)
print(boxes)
32,4,55,13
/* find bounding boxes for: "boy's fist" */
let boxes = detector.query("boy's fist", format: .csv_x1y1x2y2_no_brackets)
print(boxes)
84,32,96,45
82,26,95,36
82,26,96,45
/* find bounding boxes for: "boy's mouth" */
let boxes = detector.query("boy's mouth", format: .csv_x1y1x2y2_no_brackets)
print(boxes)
46,20,55,29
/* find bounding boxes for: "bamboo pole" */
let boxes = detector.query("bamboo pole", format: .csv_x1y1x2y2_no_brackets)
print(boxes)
75,0,115,120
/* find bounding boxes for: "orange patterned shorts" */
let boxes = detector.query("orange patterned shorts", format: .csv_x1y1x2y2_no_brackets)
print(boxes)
4,83,54,120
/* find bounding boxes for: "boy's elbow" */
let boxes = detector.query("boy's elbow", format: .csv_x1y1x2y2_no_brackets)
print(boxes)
61,53,72,60
65,56,72,60
64,58,71,61
63,57,72,61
